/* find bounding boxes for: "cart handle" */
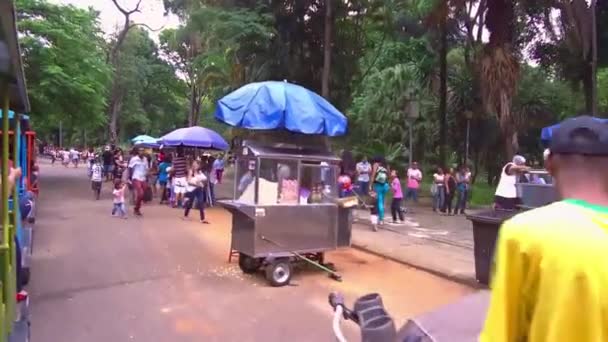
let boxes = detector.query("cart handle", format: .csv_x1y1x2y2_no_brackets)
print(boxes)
333,304,348,342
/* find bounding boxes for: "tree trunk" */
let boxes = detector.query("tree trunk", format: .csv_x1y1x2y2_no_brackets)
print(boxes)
188,84,198,126
438,7,448,167
108,93,123,144
106,0,140,144
321,0,332,98
107,77,123,143
582,61,594,113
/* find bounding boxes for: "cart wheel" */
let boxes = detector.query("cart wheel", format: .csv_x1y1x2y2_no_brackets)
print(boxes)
265,259,292,287
238,253,262,274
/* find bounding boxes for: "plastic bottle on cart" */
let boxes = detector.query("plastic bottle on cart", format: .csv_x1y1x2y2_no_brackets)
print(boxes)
322,185,332,203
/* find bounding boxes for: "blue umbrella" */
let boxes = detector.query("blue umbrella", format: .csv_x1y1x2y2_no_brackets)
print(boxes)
214,81,348,136
159,126,228,150
541,116,608,145
131,135,159,148
131,135,157,143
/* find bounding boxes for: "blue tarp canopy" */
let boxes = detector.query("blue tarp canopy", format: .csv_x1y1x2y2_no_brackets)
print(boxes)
541,116,608,145
214,81,348,137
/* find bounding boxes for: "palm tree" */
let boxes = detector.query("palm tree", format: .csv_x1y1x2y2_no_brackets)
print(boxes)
479,0,520,157
433,0,519,157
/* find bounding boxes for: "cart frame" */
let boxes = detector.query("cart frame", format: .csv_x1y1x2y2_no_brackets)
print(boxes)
220,140,353,286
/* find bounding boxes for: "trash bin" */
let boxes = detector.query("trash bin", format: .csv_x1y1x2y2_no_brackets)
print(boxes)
466,210,518,285
516,183,558,208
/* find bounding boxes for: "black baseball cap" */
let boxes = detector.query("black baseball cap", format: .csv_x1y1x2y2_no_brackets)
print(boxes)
550,115,608,156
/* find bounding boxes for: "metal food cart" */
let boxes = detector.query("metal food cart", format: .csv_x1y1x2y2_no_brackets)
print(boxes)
219,140,354,286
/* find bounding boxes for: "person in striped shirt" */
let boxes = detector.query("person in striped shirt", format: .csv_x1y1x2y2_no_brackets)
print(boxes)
171,147,188,208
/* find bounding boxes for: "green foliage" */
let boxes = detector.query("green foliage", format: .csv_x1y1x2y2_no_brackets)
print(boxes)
113,27,188,140
17,0,110,137
598,68,608,114
354,140,408,168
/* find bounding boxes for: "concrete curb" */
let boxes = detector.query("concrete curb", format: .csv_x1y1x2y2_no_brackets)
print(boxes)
350,242,485,290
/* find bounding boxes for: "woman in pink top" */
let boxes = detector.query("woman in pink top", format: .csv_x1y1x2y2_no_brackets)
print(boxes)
390,169,404,223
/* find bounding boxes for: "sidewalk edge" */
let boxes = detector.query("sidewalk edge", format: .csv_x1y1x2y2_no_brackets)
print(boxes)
350,242,485,290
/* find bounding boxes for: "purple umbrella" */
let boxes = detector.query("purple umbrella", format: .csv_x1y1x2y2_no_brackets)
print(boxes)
158,126,229,150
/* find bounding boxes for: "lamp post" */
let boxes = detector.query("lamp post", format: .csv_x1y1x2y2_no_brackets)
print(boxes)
464,110,473,165
405,94,420,166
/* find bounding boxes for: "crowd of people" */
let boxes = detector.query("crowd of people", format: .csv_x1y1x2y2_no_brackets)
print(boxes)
45,144,226,222
339,153,473,227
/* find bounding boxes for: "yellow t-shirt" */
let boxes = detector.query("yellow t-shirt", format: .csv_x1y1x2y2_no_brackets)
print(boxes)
481,199,608,342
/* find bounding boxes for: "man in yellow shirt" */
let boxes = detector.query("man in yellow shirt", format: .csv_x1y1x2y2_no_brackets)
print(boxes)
481,116,608,342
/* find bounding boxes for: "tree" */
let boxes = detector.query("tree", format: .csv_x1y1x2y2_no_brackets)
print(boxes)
16,0,110,143
530,0,599,115
321,0,333,99
113,27,188,140
106,0,160,143
160,6,274,126
478,0,520,157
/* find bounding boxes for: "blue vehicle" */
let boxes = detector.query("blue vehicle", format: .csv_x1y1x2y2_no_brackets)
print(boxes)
0,1,33,341
0,111,35,286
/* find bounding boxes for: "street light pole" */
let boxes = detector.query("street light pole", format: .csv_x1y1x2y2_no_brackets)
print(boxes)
408,122,413,166
465,110,473,165
59,120,63,148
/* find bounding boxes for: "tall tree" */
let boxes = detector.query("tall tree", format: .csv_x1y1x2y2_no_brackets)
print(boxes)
16,0,110,142
107,0,161,142
479,0,520,157
160,6,274,126
114,27,188,140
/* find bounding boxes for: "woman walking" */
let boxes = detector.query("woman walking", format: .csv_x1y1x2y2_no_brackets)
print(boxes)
455,165,471,214
443,167,457,215
432,167,446,213
182,161,209,224
371,159,390,225
158,154,172,204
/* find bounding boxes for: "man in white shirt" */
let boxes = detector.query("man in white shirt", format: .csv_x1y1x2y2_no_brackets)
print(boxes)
128,147,149,216
494,155,530,210
69,148,79,168
356,157,372,195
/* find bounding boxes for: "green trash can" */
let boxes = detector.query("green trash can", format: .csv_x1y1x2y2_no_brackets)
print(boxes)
466,210,518,285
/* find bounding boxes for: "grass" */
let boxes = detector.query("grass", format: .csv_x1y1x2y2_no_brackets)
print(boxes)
418,180,494,207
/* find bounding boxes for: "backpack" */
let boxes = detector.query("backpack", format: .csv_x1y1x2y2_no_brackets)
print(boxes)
375,167,388,184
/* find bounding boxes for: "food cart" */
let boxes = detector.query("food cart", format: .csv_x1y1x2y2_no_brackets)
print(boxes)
214,81,352,287
219,140,354,286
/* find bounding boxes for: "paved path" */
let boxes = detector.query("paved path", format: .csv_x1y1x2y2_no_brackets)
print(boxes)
29,161,473,341
351,209,477,285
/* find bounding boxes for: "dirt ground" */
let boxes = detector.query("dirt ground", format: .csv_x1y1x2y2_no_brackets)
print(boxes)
29,160,474,341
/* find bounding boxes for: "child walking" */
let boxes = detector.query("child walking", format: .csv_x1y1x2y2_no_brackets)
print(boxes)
390,169,404,223
112,179,127,219
90,158,103,200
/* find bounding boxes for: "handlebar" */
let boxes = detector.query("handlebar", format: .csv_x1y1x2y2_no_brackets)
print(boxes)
328,292,396,342
333,305,347,342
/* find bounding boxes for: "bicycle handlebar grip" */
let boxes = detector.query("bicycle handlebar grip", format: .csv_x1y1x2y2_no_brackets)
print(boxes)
360,315,396,342
328,292,345,309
